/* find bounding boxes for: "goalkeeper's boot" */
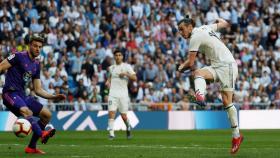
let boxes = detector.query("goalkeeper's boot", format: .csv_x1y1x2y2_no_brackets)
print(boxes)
41,128,56,144
231,135,244,154
25,147,46,154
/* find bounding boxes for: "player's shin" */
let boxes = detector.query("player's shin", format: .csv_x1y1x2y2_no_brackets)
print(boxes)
194,76,206,101
26,116,42,137
124,119,131,129
123,118,131,131
225,103,240,138
27,117,43,149
28,133,39,149
38,120,46,130
108,118,115,136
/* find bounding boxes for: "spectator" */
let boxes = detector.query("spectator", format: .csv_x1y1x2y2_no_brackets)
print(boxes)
177,95,190,111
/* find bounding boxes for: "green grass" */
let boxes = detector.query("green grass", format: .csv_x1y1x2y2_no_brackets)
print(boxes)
0,130,279,158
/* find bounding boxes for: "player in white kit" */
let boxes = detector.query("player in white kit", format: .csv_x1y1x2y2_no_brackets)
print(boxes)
105,50,137,139
177,16,243,154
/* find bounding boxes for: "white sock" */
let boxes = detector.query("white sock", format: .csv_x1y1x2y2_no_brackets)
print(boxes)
194,76,206,96
225,103,240,138
108,119,114,136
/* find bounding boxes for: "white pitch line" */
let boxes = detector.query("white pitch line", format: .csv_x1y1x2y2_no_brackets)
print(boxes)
0,144,78,147
59,144,78,147
103,145,279,151
0,144,21,146
103,144,228,150
0,144,278,151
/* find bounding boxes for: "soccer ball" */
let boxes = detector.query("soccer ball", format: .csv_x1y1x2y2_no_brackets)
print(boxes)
12,119,32,138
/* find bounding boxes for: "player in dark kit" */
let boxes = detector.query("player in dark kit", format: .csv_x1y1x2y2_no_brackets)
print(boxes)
0,34,66,154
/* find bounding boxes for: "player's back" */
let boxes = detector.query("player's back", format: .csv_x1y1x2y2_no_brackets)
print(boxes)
189,25,236,66
3,52,40,94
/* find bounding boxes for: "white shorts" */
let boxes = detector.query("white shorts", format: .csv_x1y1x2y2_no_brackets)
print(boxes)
108,96,130,113
202,63,238,91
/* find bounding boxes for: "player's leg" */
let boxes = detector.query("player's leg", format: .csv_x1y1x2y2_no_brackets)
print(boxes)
25,97,56,145
218,63,243,154
2,92,43,137
108,96,117,139
38,108,56,144
120,113,132,139
221,91,243,154
119,97,132,139
108,111,116,138
221,91,240,137
193,67,216,101
24,98,46,154
22,107,47,154
2,92,45,154
27,108,54,151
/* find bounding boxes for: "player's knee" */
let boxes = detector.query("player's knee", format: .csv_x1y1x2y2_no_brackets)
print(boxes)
41,110,52,121
222,99,230,106
121,113,127,120
222,93,233,106
20,108,33,117
45,111,52,120
109,111,116,118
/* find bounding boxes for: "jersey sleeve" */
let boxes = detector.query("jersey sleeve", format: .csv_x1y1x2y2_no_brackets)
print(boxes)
188,34,202,52
7,53,19,66
33,63,40,79
108,65,113,78
207,24,218,32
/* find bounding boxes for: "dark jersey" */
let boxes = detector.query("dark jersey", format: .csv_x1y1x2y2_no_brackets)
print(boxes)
3,51,40,93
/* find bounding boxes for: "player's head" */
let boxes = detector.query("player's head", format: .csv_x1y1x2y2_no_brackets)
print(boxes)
29,33,45,58
113,49,124,64
177,15,195,39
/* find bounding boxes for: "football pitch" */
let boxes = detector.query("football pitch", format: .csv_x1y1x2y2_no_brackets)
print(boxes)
0,130,279,158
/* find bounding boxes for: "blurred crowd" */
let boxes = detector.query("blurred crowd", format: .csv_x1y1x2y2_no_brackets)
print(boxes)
0,0,280,111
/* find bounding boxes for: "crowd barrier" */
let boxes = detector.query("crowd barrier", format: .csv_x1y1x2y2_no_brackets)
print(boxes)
1,110,280,131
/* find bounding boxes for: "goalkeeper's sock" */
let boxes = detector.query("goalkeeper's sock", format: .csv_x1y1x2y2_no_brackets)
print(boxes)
225,103,240,138
194,76,206,101
108,119,114,136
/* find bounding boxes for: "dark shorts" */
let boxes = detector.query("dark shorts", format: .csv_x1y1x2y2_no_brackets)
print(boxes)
2,91,43,117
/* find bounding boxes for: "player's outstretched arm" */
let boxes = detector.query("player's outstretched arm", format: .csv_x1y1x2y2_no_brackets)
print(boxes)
0,59,12,73
178,51,197,72
33,79,66,100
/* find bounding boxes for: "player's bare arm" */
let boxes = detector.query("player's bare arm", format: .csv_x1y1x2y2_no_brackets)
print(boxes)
178,51,197,72
105,76,111,88
33,79,66,100
0,59,12,73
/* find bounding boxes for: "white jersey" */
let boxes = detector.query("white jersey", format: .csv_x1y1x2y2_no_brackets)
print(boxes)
188,24,236,66
109,63,135,98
